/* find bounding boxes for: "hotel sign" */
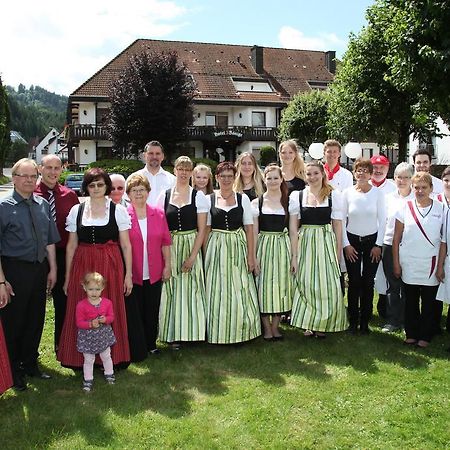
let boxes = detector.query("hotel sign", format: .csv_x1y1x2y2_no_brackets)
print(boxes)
213,130,243,138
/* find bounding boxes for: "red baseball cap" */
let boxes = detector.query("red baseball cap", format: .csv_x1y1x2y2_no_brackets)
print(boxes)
370,155,390,166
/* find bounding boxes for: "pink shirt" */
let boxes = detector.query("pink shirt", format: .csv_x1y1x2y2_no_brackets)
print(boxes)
128,204,171,285
76,298,114,330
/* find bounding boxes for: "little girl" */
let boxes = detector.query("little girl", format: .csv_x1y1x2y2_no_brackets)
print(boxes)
76,272,116,392
192,163,214,194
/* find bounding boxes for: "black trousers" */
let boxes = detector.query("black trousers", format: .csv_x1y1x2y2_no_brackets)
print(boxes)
0,258,48,375
345,232,379,326
52,247,67,352
403,283,438,342
126,280,162,361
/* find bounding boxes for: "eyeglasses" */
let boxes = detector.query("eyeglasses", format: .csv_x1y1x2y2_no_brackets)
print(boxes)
129,188,148,194
87,182,106,189
13,173,38,180
111,186,124,191
218,175,235,180
355,169,370,174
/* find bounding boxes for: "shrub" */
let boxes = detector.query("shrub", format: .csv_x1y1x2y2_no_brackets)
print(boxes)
87,159,144,177
192,157,218,173
259,146,277,167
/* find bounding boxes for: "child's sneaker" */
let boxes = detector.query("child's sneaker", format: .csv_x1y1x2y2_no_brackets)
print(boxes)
104,374,115,385
82,379,93,392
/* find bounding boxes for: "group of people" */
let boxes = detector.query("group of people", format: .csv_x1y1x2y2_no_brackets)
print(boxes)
1,138,449,395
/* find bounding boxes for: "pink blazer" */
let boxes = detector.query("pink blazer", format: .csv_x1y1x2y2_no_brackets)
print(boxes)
128,204,171,285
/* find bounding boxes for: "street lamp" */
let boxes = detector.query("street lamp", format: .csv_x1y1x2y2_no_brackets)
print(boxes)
307,126,327,160
344,141,363,159
307,126,363,160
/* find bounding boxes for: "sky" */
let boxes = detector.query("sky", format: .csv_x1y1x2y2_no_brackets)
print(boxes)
1,0,375,96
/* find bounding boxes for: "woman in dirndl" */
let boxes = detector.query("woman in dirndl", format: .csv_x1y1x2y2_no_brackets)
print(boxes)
204,161,261,344
233,152,265,201
289,161,348,337
158,156,208,348
58,168,133,369
252,165,293,341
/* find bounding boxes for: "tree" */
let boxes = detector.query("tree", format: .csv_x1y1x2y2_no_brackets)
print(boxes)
0,77,11,176
278,90,329,150
327,5,437,162
377,0,450,122
107,51,196,158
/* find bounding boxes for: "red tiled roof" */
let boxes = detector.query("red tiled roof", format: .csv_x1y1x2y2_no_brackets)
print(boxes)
71,39,334,104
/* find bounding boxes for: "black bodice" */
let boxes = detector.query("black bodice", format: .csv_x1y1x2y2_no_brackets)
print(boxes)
258,197,288,232
210,192,244,230
164,189,198,231
285,177,306,195
299,190,332,225
76,201,119,244
243,187,257,202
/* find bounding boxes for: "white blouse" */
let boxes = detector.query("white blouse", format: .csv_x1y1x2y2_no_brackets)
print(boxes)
251,196,286,217
342,186,386,247
156,186,209,213
206,192,253,226
288,188,343,221
66,198,131,232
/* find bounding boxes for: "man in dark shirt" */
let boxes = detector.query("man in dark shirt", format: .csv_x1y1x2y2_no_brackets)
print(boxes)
35,154,79,352
0,158,60,391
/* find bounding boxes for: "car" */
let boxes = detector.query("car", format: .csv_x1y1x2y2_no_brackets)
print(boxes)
64,173,84,195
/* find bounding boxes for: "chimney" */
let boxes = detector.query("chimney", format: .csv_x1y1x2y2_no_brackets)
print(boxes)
325,50,336,74
251,45,264,74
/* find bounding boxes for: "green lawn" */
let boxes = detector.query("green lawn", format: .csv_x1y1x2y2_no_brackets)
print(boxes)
2,303,450,449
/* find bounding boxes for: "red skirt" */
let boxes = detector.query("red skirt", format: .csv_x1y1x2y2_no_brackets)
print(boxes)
0,321,13,394
57,241,130,367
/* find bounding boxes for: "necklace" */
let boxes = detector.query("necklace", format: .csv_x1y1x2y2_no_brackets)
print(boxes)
220,191,234,200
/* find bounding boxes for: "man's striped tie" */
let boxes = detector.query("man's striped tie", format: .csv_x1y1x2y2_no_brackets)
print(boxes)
48,189,56,222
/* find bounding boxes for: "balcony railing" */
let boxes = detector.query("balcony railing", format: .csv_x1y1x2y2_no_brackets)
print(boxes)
186,126,277,141
67,124,109,141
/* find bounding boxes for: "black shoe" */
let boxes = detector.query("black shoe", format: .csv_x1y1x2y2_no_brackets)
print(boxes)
347,324,358,335
25,367,51,379
13,373,27,391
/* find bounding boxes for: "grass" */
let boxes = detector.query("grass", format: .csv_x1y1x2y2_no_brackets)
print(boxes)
1,303,450,449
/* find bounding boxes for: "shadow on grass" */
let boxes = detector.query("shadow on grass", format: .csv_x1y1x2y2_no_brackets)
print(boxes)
1,320,449,449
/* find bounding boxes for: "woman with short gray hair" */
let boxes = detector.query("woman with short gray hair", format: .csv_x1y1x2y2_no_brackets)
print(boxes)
381,163,414,333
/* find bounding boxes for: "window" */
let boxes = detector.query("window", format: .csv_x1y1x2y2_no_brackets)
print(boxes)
307,80,329,90
252,112,266,127
232,79,273,92
205,112,229,128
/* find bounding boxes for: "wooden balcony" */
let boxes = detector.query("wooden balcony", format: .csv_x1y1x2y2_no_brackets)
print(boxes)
67,124,109,141
186,126,277,141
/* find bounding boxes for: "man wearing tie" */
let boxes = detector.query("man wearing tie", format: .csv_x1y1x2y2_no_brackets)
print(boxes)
0,158,59,391
35,154,79,352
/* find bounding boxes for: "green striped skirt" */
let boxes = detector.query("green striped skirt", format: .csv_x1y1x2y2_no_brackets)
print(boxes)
256,230,293,314
291,224,349,332
159,230,207,342
205,228,261,344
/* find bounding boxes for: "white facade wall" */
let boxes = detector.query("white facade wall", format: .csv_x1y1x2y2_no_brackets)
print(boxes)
193,105,277,127
77,140,97,166
78,102,96,125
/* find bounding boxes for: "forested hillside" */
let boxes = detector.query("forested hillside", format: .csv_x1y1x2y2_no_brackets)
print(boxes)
6,84,67,140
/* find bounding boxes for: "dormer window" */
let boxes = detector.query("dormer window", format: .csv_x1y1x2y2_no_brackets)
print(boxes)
232,78,273,93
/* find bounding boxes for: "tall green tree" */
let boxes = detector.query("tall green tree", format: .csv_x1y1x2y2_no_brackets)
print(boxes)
107,51,196,158
0,77,11,176
327,4,437,162
378,0,450,122
278,90,329,150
